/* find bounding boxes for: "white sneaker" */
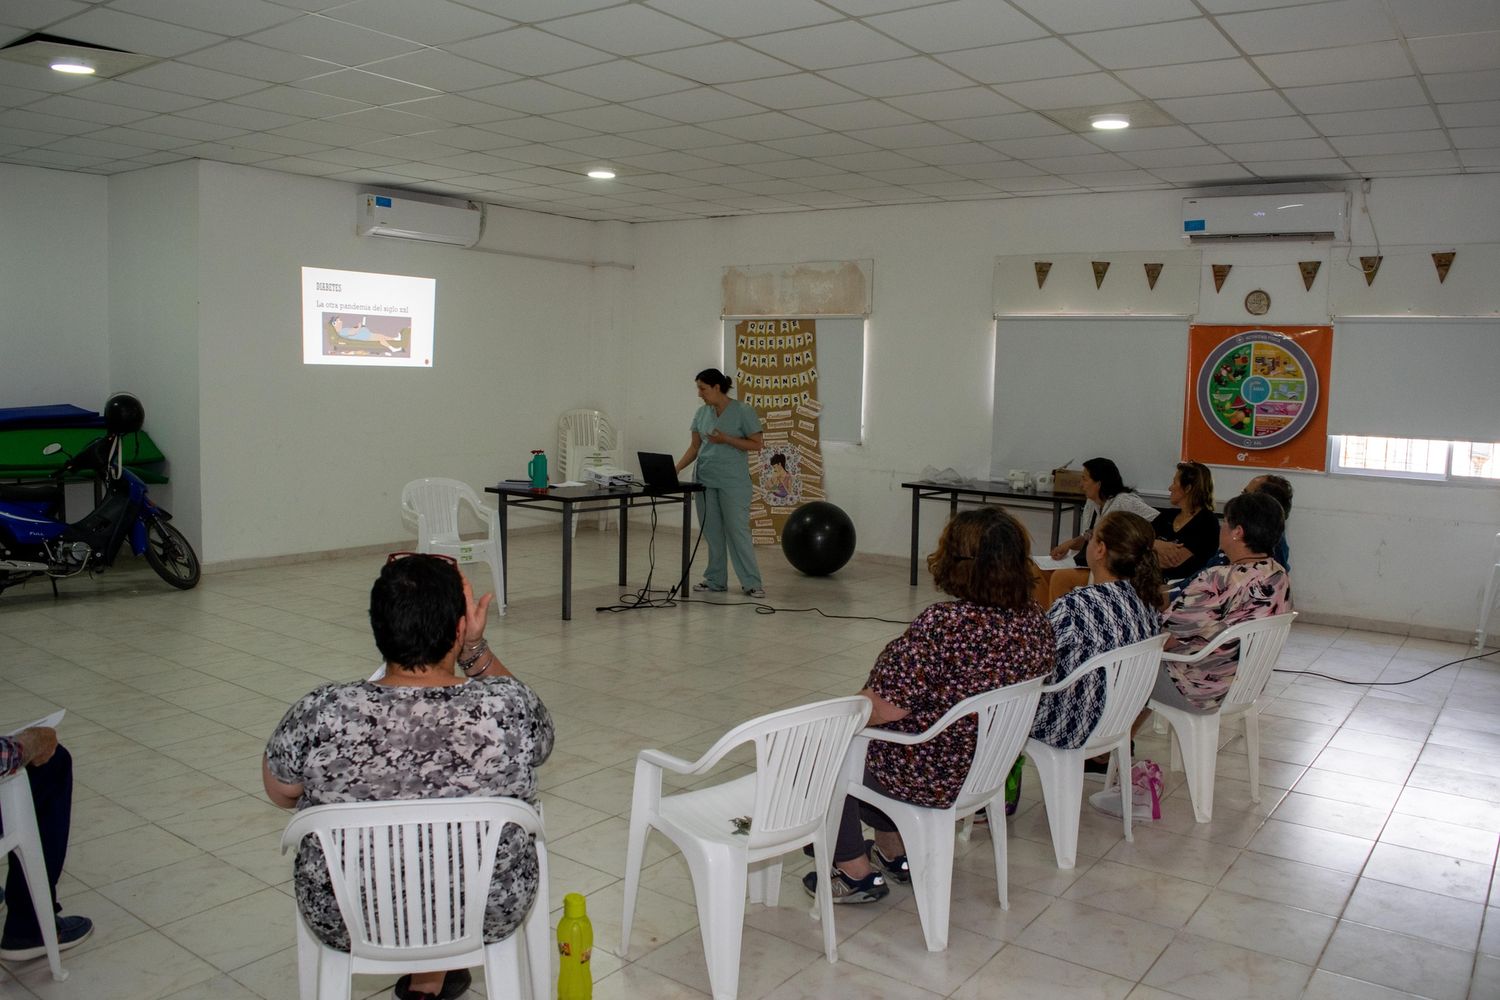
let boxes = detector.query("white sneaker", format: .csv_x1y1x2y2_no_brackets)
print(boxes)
744,587,766,599
693,581,727,593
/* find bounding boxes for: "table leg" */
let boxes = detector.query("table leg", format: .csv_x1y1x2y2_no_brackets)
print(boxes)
498,500,509,604
1071,505,1084,538
680,492,694,594
618,497,628,586
561,504,573,621
909,488,921,586
1049,501,1062,549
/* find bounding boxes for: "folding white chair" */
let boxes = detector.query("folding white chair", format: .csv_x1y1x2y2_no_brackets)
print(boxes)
400,479,505,614
0,772,67,981
621,696,871,1000
280,797,549,1000
1150,611,1298,823
833,676,1045,952
1024,634,1169,868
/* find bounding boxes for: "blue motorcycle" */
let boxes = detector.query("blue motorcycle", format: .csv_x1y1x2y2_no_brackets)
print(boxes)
0,394,199,595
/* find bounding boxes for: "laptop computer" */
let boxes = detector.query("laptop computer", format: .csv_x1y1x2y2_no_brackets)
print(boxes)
637,451,682,493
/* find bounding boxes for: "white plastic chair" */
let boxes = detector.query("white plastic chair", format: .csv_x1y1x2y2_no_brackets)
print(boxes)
280,797,549,1000
0,772,67,981
833,676,1045,953
1476,532,1500,650
621,696,872,1000
1149,611,1298,823
1024,634,1169,869
557,409,618,535
400,479,505,614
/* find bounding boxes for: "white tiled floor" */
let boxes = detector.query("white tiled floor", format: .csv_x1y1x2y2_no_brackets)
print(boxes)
1,525,1498,1000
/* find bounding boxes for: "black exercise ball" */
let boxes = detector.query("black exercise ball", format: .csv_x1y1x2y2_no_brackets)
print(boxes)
781,501,856,576
103,393,145,434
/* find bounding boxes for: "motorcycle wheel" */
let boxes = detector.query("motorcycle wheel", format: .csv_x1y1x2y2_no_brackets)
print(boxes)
144,519,201,590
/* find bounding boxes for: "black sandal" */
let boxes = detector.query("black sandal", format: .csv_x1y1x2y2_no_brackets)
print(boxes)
393,968,472,1000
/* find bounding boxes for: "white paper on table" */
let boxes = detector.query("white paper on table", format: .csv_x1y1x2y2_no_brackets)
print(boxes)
5,710,64,737
1032,554,1078,571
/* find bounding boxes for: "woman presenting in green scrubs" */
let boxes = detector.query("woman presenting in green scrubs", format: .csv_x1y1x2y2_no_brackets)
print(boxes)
675,368,766,598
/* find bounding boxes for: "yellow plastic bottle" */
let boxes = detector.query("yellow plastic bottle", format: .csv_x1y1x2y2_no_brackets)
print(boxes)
556,892,593,1000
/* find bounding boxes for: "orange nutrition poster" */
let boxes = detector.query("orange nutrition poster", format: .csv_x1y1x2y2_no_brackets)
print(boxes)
1182,325,1333,472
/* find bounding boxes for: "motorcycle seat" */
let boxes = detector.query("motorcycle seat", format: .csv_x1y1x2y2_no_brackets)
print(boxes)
0,481,64,505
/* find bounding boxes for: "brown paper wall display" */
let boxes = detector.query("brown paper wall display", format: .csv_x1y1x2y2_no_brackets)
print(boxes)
1433,251,1455,283
1144,262,1163,290
1211,264,1232,292
1298,260,1321,291
1360,256,1383,286
1091,260,1110,288
734,318,825,545
1034,261,1052,289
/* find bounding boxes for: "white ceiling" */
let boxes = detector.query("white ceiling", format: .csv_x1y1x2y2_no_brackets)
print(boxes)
1,0,1496,222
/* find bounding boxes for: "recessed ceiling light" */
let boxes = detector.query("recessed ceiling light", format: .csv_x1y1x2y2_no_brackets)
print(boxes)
1090,113,1130,130
587,169,615,180
49,58,94,74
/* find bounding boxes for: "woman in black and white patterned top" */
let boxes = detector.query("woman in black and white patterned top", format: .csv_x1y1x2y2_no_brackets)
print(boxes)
264,554,552,1000
1031,511,1164,749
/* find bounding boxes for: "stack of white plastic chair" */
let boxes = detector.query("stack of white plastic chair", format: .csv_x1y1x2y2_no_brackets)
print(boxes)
400,478,505,615
621,696,872,1000
281,797,550,1000
0,772,68,981
1149,611,1298,823
556,408,618,535
832,676,1045,952
1477,531,1500,650
1023,634,1168,869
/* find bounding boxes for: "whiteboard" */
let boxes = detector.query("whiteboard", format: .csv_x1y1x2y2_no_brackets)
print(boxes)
991,317,1188,493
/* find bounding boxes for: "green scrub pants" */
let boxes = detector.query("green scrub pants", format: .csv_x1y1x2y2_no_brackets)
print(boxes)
697,482,762,591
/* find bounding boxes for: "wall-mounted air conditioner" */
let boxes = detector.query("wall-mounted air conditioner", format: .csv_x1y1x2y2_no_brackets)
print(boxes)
1182,191,1349,243
357,193,482,247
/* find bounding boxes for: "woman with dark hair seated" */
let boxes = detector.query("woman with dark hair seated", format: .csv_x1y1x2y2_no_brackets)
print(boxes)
1031,511,1164,751
264,554,553,1000
1152,492,1293,713
1153,461,1220,583
804,507,1053,903
1047,457,1159,602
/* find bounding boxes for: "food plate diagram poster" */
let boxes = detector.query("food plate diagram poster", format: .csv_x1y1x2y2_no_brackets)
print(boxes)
733,318,825,545
1183,325,1332,472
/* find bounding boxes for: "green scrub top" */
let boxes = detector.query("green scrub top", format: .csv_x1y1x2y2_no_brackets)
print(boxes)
691,400,761,488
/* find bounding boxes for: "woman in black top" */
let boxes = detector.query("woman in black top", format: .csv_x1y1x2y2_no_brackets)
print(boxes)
1153,461,1219,582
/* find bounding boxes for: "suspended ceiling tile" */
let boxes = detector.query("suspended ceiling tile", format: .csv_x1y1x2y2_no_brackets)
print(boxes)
1344,149,1461,171
246,15,421,64
1218,136,1338,160
786,99,917,131
1192,116,1316,143
1217,0,1397,55
1009,0,1200,33
231,85,369,118
48,7,225,58
1439,100,1500,127
743,21,914,71
937,38,1099,86
885,88,1023,121
1088,125,1206,151
719,74,863,110
865,0,1047,52
1253,41,1413,88
324,0,513,46
1115,58,1268,99
1426,69,1500,103
178,42,338,84
1409,32,1500,75
1329,130,1453,156
626,87,767,124
844,122,964,149
27,93,155,125
1067,19,1239,71
1120,144,1232,168
445,27,610,77
1310,106,1442,136
700,111,825,141
547,104,676,133
541,5,718,56
542,60,697,103
763,131,876,157
1283,76,1429,113
295,69,436,105
361,50,514,93
463,79,603,115
994,73,1142,110
637,42,799,86
1158,89,1296,122
393,94,523,125
943,111,1068,141
1385,0,1500,36
111,0,299,37
643,0,839,37
822,57,973,98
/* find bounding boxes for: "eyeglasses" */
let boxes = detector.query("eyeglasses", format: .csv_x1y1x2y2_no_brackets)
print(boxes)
386,551,458,566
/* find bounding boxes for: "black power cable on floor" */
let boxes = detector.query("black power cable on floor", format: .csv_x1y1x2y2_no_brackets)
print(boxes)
1273,646,1498,685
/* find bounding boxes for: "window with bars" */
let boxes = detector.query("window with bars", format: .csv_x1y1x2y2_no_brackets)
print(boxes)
1330,436,1500,481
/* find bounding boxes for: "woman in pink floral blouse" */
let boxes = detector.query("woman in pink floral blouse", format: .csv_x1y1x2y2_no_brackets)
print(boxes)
802,507,1054,904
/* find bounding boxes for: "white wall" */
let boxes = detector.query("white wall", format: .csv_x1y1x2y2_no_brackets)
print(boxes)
108,161,203,546
192,161,634,564
623,176,1500,636
0,165,110,407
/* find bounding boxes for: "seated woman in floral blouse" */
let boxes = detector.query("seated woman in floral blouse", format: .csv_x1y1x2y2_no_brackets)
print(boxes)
263,554,553,1000
803,507,1054,903
1152,491,1293,713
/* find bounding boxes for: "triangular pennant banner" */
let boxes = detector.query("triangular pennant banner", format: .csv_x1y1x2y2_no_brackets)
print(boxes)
1211,264,1231,292
1144,262,1163,290
1432,251,1455,284
1091,261,1110,289
1298,260,1321,291
1360,255,1383,287
1034,261,1052,289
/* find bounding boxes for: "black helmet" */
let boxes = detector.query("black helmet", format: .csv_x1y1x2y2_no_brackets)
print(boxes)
103,393,145,434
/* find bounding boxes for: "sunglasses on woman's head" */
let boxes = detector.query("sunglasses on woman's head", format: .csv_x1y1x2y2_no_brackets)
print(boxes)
386,551,459,566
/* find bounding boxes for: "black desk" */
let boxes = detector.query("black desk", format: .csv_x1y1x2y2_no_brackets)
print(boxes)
901,481,1089,586
486,482,703,620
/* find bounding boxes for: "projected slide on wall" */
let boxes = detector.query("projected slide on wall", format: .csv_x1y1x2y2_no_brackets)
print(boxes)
301,266,435,367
